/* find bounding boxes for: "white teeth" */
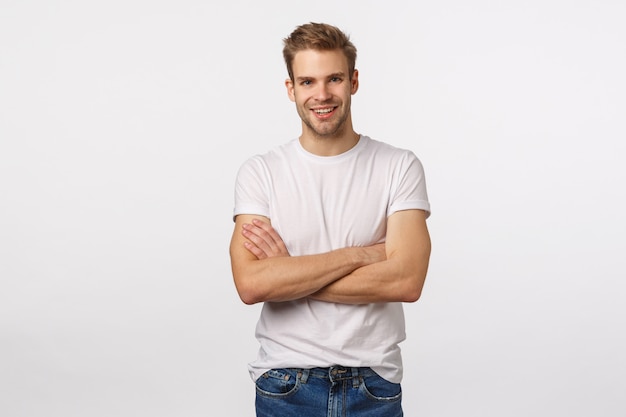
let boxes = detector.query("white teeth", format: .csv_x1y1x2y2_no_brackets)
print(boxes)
314,108,333,114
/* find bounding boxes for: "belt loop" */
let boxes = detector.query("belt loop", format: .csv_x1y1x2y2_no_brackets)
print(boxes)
351,367,360,388
299,368,310,384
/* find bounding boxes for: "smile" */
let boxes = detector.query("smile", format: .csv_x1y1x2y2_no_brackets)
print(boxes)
313,107,336,115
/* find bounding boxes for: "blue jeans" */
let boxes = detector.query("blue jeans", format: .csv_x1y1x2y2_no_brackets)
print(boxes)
255,366,403,417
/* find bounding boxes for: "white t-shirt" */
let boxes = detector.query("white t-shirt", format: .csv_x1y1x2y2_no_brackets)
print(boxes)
233,135,430,383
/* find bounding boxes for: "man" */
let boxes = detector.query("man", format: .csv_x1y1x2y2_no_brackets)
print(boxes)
229,22,431,416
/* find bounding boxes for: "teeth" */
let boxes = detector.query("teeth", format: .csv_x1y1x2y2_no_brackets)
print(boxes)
314,108,333,114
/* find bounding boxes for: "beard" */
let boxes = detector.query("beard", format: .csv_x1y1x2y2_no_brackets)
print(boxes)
296,99,351,139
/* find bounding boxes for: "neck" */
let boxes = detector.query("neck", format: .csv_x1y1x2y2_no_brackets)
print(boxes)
299,122,359,157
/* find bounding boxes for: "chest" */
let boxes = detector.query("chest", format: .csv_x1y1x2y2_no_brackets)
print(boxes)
267,164,390,254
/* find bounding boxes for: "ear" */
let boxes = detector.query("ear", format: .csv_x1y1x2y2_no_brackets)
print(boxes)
285,78,296,102
350,69,359,95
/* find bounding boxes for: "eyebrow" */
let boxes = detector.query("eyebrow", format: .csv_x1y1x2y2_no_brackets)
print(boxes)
295,72,347,82
328,72,346,79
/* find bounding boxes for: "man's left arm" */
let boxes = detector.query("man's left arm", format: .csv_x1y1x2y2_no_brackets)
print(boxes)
310,209,431,304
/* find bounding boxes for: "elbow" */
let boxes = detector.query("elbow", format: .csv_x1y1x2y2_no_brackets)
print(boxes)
399,271,426,303
402,288,422,303
402,257,429,303
236,284,263,305
239,292,259,305
234,276,265,305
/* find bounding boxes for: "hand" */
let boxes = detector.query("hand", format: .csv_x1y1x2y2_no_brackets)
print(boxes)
362,243,387,264
241,219,290,260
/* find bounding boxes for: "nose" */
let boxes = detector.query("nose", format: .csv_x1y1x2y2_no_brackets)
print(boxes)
314,82,332,101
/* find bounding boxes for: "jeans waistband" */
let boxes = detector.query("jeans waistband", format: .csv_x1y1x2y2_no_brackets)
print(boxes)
297,366,375,387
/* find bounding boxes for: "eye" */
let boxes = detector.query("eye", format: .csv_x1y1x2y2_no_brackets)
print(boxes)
301,80,312,86
330,77,342,83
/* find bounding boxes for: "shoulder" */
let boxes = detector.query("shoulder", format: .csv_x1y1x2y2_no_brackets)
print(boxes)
238,139,299,171
243,139,299,165
361,136,423,165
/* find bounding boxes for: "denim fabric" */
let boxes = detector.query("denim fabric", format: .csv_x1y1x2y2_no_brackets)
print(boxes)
255,366,403,417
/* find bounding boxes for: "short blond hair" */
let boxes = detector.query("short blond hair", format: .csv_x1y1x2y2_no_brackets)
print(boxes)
282,22,357,81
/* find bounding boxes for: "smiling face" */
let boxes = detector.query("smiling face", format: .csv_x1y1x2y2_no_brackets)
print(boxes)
286,49,359,142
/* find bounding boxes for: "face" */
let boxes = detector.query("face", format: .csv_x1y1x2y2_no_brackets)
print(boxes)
286,49,359,139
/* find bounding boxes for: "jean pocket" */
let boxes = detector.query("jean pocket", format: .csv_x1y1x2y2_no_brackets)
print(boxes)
255,368,300,398
359,371,402,402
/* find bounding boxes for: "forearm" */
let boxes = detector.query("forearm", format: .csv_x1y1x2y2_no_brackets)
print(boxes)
310,210,431,305
231,211,429,305
232,246,379,304
309,255,429,304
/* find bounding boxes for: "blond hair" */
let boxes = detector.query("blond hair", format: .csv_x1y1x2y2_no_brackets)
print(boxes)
282,22,357,81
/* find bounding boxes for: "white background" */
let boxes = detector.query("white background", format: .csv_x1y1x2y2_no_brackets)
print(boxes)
1,1,625,416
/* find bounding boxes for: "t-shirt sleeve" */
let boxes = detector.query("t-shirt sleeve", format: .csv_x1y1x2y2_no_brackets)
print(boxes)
388,150,431,218
233,156,271,221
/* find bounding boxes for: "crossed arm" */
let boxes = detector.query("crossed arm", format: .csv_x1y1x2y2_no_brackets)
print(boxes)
229,209,431,305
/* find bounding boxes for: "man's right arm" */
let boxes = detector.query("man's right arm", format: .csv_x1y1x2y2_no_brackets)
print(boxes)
229,214,386,305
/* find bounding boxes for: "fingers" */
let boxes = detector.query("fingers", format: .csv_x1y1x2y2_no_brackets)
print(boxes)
241,219,290,259
244,241,268,260
242,222,277,253
252,219,289,253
